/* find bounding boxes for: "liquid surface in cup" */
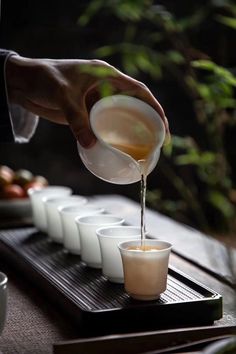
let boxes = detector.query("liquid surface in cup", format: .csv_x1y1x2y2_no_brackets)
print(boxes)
109,142,154,161
127,245,161,251
97,107,157,156
97,106,157,141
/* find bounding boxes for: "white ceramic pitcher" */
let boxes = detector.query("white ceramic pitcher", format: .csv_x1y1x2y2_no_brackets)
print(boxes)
77,95,165,184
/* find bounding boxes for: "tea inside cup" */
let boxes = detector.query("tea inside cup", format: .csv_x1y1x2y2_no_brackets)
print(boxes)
118,239,172,301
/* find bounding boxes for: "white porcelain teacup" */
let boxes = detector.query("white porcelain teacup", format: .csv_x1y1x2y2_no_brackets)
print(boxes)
76,215,125,269
0,272,7,335
28,186,72,232
119,239,172,301
43,195,87,243
96,226,141,283
59,204,105,254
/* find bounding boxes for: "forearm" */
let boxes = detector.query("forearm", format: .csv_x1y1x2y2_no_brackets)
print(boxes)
3,53,38,143
0,49,15,142
5,55,34,105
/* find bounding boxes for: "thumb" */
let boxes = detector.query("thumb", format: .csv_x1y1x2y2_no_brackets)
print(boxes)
62,98,96,148
77,127,97,148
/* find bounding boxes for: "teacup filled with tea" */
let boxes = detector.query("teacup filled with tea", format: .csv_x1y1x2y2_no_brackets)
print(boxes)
118,239,172,301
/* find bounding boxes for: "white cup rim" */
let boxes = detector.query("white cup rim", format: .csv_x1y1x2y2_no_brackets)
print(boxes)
90,95,166,151
59,204,104,214
43,195,87,205
0,272,8,286
96,225,141,238
118,239,172,252
75,215,125,226
28,186,72,196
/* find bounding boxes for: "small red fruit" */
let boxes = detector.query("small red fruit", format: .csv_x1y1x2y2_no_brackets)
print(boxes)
32,175,48,187
24,181,44,196
0,165,14,187
3,184,25,199
13,169,33,187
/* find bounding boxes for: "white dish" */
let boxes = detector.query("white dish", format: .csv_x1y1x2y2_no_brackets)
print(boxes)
0,198,32,218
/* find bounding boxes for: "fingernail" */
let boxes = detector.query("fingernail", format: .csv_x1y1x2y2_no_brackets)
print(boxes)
164,116,171,145
78,129,96,148
164,132,171,145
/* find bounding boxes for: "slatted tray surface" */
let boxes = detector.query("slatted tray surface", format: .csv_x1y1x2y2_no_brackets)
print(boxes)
0,228,223,335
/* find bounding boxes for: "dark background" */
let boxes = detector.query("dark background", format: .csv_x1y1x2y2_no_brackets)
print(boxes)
0,0,235,209
0,0,144,200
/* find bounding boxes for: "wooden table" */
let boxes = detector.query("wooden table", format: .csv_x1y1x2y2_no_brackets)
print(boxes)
0,195,235,354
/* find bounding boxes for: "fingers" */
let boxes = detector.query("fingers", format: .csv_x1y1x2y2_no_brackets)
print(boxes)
76,127,97,148
58,59,169,141
109,71,169,134
60,95,96,148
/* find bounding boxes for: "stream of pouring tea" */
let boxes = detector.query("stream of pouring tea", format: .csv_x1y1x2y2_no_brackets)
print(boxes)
139,160,147,247
95,105,161,248
108,142,150,247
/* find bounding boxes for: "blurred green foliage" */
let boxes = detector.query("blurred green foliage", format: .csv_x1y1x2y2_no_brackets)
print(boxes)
78,0,236,235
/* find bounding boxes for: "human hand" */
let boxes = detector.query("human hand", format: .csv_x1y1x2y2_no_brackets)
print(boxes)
6,55,168,147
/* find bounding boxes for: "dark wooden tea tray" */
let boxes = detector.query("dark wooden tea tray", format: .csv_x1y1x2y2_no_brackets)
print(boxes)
0,227,222,335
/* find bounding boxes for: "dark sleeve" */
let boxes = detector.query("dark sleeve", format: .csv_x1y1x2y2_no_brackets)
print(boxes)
0,49,14,142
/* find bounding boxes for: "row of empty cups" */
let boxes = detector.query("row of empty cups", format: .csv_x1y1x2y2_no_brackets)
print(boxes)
28,186,141,283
